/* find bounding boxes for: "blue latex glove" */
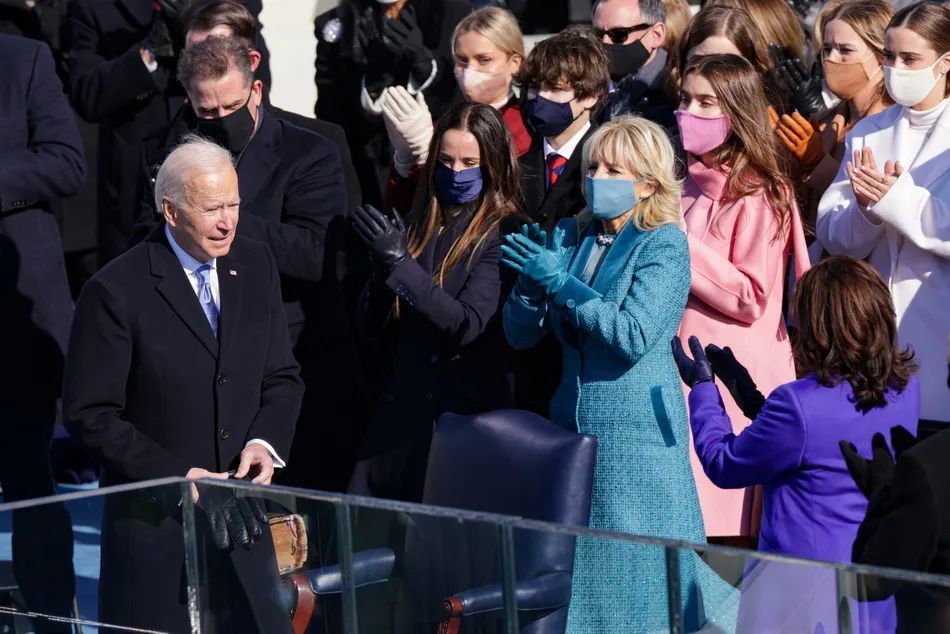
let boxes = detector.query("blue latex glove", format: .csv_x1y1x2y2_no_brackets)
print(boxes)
671,336,714,388
501,232,568,296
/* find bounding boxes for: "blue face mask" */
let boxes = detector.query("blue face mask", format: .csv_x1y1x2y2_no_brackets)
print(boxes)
523,94,581,138
434,162,484,206
584,175,644,220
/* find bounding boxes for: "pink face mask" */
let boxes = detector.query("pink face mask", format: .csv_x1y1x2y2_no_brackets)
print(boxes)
674,109,732,156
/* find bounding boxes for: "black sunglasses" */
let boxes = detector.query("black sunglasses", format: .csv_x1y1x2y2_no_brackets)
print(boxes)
593,23,652,45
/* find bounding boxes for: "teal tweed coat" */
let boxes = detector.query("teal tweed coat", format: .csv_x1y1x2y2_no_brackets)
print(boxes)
504,215,735,632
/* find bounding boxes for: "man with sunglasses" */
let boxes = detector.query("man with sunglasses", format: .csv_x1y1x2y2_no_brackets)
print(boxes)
592,0,677,134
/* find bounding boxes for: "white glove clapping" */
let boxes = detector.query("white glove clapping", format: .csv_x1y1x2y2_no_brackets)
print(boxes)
381,86,433,177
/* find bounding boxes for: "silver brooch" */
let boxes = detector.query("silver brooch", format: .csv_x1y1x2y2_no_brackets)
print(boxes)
596,233,616,246
321,18,342,44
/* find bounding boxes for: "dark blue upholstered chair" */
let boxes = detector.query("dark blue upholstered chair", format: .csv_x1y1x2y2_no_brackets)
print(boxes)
288,409,597,634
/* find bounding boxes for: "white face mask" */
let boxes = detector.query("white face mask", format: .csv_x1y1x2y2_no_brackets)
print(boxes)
883,55,949,107
454,66,511,105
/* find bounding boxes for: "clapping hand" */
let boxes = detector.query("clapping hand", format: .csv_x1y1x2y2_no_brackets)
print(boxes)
380,86,433,173
382,6,433,85
846,146,903,207
352,204,410,274
839,426,918,500
671,336,714,388
769,44,825,118
705,344,767,420
769,109,825,171
501,232,568,296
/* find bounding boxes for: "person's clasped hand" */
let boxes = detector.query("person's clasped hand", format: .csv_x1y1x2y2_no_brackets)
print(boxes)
382,6,434,85
500,232,568,297
352,204,409,274
770,109,825,172
380,86,433,175
769,44,825,118
194,482,269,551
846,146,903,208
671,336,714,388
705,343,767,420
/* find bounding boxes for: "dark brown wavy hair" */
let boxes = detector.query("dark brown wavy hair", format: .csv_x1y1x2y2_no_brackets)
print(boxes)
408,102,521,285
680,54,794,240
514,28,611,111
792,255,917,413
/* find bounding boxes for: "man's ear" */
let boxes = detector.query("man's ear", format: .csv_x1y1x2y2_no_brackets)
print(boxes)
648,22,666,51
161,197,177,226
577,94,599,112
249,49,262,73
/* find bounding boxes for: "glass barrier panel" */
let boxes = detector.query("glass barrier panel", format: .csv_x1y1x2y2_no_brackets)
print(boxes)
0,478,191,634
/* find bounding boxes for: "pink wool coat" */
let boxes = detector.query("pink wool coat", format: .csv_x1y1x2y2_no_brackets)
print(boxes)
678,158,811,537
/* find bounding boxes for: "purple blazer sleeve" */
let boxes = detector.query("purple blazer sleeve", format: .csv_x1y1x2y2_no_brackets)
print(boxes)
689,381,806,488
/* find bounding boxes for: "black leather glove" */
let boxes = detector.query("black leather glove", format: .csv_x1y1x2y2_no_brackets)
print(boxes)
156,0,196,32
769,44,825,118
839,433,896,500
705,344,767,420
352,204,409,274
143,12,175,60
195,484,268,551
671,336,714,388
382,7,434,85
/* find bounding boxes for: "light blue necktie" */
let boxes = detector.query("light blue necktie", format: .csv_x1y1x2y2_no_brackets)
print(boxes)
195,264,219,337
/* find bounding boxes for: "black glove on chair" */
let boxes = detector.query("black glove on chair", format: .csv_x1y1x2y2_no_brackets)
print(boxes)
705,344,767,420
195,484,268,551
382,6,434,86
769,44,825,118
352,204,410,275
671,336,714,388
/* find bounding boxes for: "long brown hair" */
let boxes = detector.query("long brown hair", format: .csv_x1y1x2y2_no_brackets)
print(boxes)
408,102,520,286
888,2,950,96
667,6,772,96
792,256,917,413
682,54,794,239
708,0,806,59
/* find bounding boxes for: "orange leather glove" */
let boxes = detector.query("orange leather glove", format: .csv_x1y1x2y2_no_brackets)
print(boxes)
773,111,825,172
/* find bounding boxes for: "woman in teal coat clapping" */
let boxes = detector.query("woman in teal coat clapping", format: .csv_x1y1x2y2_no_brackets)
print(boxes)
501,115,733,632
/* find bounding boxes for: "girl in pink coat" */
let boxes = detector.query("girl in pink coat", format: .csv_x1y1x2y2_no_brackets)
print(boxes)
675,54,811,540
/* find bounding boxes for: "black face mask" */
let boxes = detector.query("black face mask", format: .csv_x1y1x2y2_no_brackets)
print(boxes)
606,40,651,83
195,90,257,156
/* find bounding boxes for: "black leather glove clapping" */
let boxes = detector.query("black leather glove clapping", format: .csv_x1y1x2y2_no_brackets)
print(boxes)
671,336,714,388
769,44,825,118
352,204,410,274
382,6,433,86
705,344,767,420
195,484,268,551
839,432,897,501
144,11,175,60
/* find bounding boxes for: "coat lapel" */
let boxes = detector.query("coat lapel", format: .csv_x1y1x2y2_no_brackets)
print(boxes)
590,220,646,296
236,108,282,204
148,232,219,358
540,125,596,210
216,252,244,354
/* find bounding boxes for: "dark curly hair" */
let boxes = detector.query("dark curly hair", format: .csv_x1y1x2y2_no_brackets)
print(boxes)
792,256,917,413
514,28,611,111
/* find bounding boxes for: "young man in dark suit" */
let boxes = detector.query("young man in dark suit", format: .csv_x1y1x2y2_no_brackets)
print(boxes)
63,136,303,632
517,29,611,232
0,32,82,634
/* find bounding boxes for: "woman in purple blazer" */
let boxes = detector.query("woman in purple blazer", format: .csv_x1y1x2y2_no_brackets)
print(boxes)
673,255,920,633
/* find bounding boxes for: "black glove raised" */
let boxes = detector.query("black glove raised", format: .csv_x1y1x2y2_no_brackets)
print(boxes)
195,484,268,551
769,44,825,118
352,204,409,274
839,432,898,500
705,344,767,420
671,336,714,388
382,7,434,85
143,12,175,59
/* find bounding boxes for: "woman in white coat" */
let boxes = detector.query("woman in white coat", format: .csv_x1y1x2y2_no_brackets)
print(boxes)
817,2,949,433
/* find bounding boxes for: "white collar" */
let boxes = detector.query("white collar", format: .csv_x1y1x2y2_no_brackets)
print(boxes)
543,121,592,161
164,224,216,274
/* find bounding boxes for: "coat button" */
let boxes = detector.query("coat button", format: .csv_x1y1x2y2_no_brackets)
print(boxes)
566,299,576,309
217,374,228,385
219,428,230,440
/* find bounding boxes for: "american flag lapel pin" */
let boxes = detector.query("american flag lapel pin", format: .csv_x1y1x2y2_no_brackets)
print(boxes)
229,269,237,276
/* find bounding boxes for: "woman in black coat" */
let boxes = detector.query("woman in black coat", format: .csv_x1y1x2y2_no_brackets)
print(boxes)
348,102,521,502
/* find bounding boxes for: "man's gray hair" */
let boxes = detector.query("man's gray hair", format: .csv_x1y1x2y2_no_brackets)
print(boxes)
593,0,667,25
154,134,235,212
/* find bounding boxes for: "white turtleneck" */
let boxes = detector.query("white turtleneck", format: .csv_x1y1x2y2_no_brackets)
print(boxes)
896,97,949,165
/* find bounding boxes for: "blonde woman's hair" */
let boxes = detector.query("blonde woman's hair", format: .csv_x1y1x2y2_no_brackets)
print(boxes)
452,7,525,61
822,0,893,59
581,116,683,232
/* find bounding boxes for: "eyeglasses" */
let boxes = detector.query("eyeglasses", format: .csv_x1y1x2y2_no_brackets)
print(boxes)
593,23,652,45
